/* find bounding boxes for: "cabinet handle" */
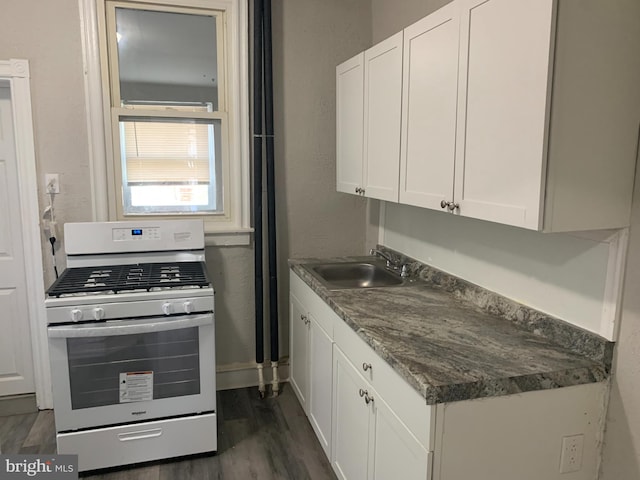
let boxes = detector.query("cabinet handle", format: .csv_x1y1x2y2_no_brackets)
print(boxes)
364,393,374,405
359,388,366,398
360,188,365,195
440,200,460,212
362,362,372,372
300,314,309,325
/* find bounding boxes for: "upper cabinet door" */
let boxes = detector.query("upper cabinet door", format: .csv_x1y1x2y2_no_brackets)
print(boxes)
363,32,403,202
336,53,365,195
399,3,460,210
454,0,555,229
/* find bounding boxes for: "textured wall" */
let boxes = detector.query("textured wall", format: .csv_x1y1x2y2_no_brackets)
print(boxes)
0,0,371,385
371,0,451,43
599,2,640,472
271,0,371,362
0,0,92,287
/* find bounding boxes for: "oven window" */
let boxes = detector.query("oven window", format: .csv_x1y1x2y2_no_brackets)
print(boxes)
66,327,200,410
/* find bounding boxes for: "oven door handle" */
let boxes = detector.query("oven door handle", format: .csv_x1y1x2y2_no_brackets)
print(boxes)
47,314,213,338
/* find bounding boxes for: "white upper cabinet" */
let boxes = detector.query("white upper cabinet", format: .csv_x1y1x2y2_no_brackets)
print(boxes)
363,32,403,202
453,0,554,230
336,32,403,202
338,0,638,232
336,53,365,196
399,3,460,210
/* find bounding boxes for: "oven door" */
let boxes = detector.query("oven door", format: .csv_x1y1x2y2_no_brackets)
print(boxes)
48,313,215,432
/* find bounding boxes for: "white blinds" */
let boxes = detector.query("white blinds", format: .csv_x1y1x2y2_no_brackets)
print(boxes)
122,119,211,184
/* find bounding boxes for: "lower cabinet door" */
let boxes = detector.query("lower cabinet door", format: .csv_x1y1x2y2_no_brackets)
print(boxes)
290,292,309,410
332,346,372,480
371,394,430,480
308,313,333,458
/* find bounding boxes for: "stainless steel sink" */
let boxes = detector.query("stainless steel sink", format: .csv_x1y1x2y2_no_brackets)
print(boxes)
308,262,404,290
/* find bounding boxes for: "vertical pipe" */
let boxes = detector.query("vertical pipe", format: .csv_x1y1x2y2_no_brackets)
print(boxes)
253,0,265,398
263,0,279,395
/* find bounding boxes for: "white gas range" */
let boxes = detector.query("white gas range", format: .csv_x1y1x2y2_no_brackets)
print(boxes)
45,220,217,472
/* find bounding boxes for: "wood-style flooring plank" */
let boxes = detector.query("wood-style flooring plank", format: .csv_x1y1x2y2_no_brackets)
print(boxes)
0,386,335,479
0,412,38,454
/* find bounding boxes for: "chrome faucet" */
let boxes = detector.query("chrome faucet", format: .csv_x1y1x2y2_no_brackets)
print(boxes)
370,248,410,277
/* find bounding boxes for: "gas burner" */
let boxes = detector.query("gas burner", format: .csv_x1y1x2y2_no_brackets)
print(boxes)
46,262,210,298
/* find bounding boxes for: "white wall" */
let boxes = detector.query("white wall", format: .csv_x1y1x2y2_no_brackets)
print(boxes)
382,203,616,337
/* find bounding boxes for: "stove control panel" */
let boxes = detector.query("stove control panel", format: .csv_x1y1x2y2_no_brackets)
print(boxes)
112,227,161,241
46,292,215,325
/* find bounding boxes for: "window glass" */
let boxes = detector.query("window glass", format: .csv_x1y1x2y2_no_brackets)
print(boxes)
115,8,219,109
119,117,223,214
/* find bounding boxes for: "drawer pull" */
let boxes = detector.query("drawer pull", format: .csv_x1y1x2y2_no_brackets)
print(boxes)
117,428,163,442
362,362,372,372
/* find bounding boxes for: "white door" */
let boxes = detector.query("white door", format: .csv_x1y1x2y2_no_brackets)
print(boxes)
363,32,403,202
336,53,365,196
0,85,35,396
399,3,460,211
453,0,554,229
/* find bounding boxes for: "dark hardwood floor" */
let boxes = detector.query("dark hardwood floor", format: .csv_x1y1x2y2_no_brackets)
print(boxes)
0,385,336,480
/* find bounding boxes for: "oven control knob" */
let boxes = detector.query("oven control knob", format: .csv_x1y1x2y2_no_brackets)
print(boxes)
183,301,193,314
92,307,105,320
70,308,83,322
162,302,173,315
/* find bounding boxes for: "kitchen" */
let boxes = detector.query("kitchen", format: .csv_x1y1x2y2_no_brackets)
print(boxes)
0,0,639,479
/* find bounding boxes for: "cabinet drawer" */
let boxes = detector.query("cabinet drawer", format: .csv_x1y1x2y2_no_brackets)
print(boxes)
334,317,433,449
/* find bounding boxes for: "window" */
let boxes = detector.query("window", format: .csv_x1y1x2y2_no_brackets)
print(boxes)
96,0,250,239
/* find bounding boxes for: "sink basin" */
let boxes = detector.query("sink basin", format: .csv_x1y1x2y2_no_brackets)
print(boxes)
308,262,404,290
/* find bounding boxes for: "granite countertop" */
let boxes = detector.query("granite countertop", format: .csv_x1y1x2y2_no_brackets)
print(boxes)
290,254,611,405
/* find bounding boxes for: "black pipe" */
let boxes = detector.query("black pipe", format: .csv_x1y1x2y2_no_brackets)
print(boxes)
263,0,279,364
253,0,265,366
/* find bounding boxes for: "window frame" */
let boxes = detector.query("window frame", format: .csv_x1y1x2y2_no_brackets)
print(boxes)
85,0,251,244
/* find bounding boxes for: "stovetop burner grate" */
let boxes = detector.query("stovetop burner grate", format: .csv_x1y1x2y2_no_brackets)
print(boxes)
46,262,210,297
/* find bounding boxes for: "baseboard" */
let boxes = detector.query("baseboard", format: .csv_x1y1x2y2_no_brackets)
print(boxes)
216,361,290,391
0,393,37,417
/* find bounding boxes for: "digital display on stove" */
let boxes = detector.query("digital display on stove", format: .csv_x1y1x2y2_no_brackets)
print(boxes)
132,229,143,236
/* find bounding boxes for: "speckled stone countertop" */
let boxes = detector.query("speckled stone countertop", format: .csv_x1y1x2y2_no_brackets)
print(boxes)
290,252,612,405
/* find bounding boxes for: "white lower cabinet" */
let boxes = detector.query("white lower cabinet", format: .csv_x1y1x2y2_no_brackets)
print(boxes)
290,270,606,480
308,313,333,457
289,290,309,409
290,273,335,458
291,271,431,480
331,347,373,480
332,346,430,480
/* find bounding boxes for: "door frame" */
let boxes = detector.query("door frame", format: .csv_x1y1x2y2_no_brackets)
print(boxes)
0,59,52,409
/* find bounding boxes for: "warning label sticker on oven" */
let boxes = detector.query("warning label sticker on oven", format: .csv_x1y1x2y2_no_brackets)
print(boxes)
119,371,153,403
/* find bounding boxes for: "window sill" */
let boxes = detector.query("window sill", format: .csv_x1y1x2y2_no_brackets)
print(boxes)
205,228,253,247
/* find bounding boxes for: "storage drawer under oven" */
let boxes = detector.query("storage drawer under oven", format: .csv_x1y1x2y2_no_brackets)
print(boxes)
48,314,216,432
56,412,217,472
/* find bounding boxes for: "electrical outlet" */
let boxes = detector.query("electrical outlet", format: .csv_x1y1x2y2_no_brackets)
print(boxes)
559,434,584,474
45,173,60,194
